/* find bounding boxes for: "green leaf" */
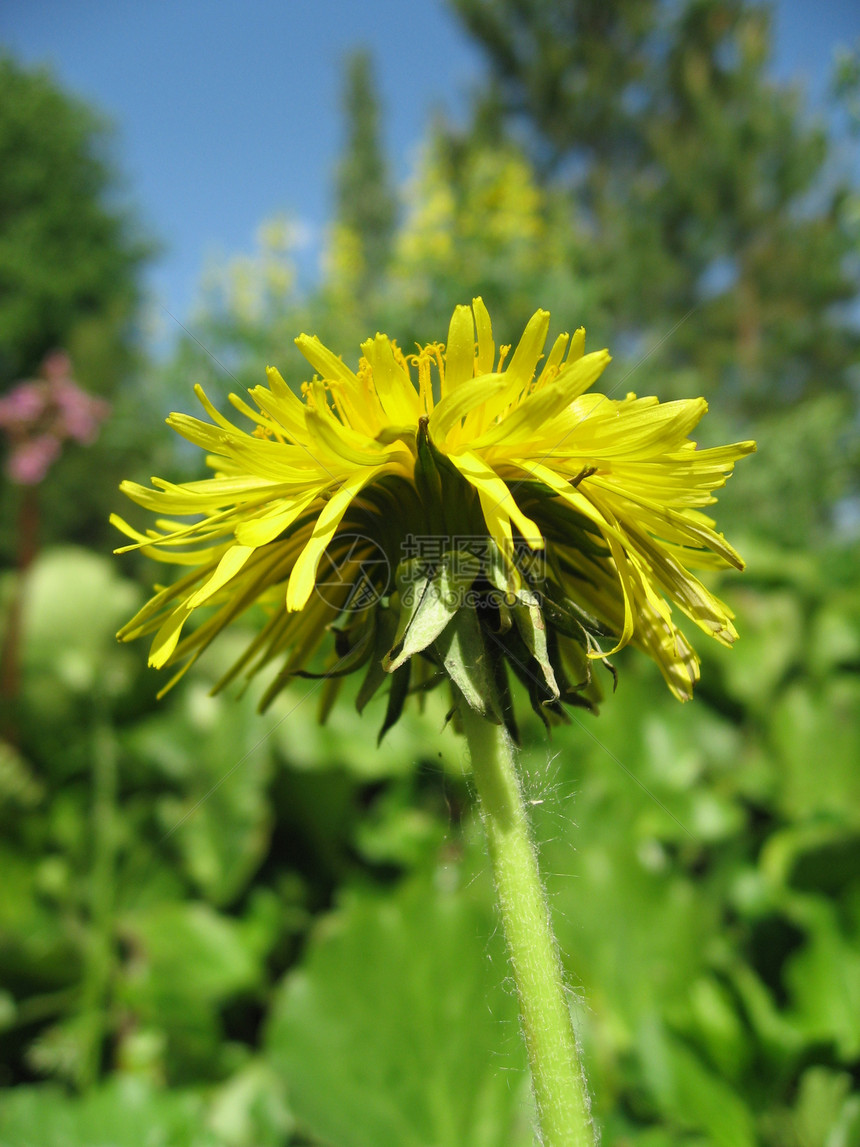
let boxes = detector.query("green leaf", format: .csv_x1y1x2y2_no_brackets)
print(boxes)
207,1059,295,1147
265,878,532,1147
21,546,143,698
783,896,860,1061
760,822,860,897
0,844,81,990
120,902,259,1005
116,902,261,1079
771,678,860,824
266,670,462,779
0,740,44,809
126,681,274,907
636,1016,757,1147
708,588,803,710
0,1077,218,1147
684,975,751,1081
353,782,451,869
760,1067,860,1147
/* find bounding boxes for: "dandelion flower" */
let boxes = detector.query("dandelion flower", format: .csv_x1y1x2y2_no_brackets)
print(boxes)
114,299,754,728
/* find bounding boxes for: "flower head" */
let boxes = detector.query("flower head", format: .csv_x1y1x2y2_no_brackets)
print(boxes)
114,300,754,731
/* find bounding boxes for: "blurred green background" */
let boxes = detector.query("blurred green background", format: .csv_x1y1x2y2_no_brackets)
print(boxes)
1,2,860,1143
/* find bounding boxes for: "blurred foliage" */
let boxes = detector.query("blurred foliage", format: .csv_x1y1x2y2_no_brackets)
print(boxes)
2,539,859,1144
450,0,859,398
0,54,162,562
0,54,153,391
172,0,859,553
330,51,397,298
444,0,860,550
266,879,533,1147
2,0,860,1142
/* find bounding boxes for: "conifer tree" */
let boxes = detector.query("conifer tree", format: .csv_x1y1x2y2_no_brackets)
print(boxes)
449,0,858,410
332,50,397,294
448,0,860,544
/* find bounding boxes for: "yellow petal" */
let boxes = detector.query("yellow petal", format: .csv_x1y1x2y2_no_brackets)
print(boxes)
187,544,255,608
361,334,421,425
305,403,410,469
294,334,359,387
248,375,305,442
447,450,543,548
234,492,321,547
149,603,192,668
257,367,307,439
472,297,495,375
444,304,475,393
566,327,586,364
428,374,507,445
534,332,571,390
192,384,243,434
506,309,550,393
167,412,232,454
286,464,391,612
470,349,611,451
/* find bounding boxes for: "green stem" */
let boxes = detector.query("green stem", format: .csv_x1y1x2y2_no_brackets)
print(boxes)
460,703,594,1147
79,714,118,1088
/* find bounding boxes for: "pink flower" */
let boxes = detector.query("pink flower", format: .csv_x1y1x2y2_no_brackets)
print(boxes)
41,350,73,384
54,380,110,444
0,351,110,484
0,383,47,430
7,435,61,485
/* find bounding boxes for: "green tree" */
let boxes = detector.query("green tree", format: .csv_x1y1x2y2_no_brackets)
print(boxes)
0,53,152,392
329,49,397,297
0,54,159,564
161,2,860,547
450,0,857,399
383,126,594,350
448,0,860,545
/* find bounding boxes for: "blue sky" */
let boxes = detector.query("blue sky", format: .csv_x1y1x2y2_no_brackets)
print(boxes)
2,0,858,348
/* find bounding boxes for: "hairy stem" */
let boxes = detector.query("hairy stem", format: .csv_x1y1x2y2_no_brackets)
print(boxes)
461,704,594,1147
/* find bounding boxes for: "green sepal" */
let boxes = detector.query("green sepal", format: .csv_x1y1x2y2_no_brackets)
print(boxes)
495,623,564,730
356,606,399,713
414,419,486,539
551,625,591,693
413,419,445,537
511,588,560,702
519,485,607,556
543,589,613,645
350,474,422,569
495,593,514,635
550,630,601,715
378,659,411,744
317,673,343,725
434,607,504,724
385,551,479,673
293,621,374,680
